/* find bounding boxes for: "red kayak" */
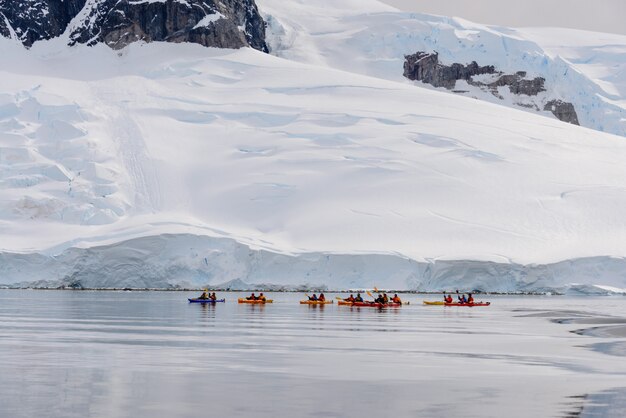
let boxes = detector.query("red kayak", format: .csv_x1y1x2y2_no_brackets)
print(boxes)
444,302,490,307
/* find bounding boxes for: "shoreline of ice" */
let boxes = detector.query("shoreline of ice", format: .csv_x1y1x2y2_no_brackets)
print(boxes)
2,233,625,294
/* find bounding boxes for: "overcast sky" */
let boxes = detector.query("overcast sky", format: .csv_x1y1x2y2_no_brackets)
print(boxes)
381,0,626,35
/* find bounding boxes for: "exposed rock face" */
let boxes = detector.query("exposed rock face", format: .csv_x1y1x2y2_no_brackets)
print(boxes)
404,51,495,90
0,0,268,52
0,15,8,39
404,51,578,125
544,100,579,125
0,0,87,47
489,72,545,96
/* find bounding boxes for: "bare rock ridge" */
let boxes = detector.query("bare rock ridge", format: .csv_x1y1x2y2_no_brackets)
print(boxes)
404,51,579,125
0,0,268,52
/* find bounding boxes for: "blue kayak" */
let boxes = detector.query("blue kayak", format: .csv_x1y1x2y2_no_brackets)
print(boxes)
188,298,225,303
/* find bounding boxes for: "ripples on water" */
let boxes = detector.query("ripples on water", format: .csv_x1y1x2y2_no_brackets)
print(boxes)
0,290,624,418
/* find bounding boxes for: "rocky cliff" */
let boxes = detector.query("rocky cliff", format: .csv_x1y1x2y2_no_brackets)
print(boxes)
0,0,267,52
404,51,579,125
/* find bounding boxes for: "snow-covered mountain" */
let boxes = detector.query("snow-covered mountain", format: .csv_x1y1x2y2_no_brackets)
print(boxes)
260,0,626,137
1,0,626,293
0,0,267,51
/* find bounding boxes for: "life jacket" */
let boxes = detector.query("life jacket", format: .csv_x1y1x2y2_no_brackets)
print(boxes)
392,296,401,303
319,294,325,301
468,296,474,303
346,296,355,302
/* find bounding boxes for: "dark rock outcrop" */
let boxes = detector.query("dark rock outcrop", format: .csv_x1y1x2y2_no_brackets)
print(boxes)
489,72,545,96
404,51,578,125
404,51,495,90
0,0,87,47
404,52,545,96
544,100,579,125
0,0,268,52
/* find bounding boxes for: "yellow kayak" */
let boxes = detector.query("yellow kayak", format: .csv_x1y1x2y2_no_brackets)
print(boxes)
423,301,445,305
300,300,333,305
238,298,273,304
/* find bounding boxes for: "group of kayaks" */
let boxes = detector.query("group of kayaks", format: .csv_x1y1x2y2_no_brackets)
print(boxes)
189,295,490,307
423,300,491,307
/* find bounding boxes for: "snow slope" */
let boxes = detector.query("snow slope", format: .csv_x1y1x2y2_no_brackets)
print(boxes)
259,0,626,137
1,1,626,291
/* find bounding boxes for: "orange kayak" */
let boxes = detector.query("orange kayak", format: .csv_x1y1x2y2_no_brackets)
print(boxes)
238,298,273,304
300,300,333,305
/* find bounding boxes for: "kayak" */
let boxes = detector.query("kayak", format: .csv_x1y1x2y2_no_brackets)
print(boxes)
444,302,491,307
300,300,333,305
340,301,402,308
238,298,273,304
188,298,225,303
354,302,402,308
423,301,445,305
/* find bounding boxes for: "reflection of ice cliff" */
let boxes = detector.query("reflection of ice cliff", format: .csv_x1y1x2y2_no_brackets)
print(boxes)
2,234,626,294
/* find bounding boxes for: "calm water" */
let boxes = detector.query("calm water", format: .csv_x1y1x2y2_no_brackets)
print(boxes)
0,290,625,418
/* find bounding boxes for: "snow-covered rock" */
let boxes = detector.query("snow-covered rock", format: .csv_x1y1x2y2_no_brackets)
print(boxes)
258,0,626,136
0,0,267,51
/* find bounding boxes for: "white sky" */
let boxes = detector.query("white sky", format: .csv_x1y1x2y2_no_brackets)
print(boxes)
381,0,626,35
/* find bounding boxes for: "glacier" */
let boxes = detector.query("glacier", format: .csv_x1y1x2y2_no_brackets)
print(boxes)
1,0,626,292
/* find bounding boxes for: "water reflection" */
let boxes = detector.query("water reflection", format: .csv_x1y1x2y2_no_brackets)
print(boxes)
0,291,625,418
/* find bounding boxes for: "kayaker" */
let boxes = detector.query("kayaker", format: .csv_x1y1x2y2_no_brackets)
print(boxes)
467,293,474,303
445,294,453,303
198,290,209,300
375,294,384,304
392,294,401,303
258,293,266,302
344,294,355,302
355,293,363,302
382,293,389,304
246,293,257,301
318,293,326,302
309,294,318,301
458,294,467,304
209,292,217,301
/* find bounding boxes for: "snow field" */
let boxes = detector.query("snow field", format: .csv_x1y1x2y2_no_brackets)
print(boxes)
1,0,626,290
